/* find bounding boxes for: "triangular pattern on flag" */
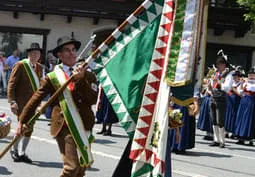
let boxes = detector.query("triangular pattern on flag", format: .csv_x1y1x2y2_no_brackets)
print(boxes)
137,127,150,136
153,58,165,68
145,92,158,103
85,0,182,176
130,0,174,176
140,115,153,126
161,23,172,33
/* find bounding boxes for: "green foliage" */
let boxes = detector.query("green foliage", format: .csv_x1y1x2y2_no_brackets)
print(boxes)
1,32,22,57
237,0,255,20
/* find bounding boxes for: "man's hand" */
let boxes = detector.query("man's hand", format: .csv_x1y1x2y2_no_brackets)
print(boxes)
10,102,19,115
16,122,31,136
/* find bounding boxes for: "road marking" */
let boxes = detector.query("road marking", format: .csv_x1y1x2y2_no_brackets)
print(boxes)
172,169,208,177
11,128,255,162
10,129,207,177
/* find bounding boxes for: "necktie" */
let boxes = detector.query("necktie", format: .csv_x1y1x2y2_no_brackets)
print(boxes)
69,67,73,76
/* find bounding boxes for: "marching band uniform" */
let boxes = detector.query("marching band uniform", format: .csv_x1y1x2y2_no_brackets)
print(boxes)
8,43,43,163
224,71,242,134
17,37,98,177
235,68,255,143
209,55,233,148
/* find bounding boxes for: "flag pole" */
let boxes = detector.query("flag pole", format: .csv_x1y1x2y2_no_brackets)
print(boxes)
194,0,206,71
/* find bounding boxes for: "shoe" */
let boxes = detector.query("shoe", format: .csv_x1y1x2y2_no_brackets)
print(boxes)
209,142,220,147
19,154,32,163
10,150,20,162
103,130,112,136
219,143,225,148
203,136,214,141
249,141,253,146
229,134,236,139
236,140,245,145
171,149,178,153
96,130,106,134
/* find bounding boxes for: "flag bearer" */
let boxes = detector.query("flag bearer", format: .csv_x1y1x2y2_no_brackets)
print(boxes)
16,36,98,177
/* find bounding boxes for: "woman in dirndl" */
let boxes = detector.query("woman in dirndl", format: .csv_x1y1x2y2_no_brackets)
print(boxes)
224,69,242,136
169,102,196,154
96,85,119,136
197,78,213,140
235,67,255,145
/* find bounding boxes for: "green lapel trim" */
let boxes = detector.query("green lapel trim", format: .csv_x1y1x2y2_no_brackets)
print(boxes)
21,59,39,92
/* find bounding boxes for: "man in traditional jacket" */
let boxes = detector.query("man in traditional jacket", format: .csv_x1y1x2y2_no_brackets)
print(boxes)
8,43,43,163
16,36,98,177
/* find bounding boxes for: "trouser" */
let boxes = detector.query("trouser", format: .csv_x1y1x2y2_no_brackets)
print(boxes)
0,70,6,91
12,136,31,156
210,95,226,144
112,140,132,177
12,116,33,155
210,97,226,128
165,130,172,177
56,127,86,177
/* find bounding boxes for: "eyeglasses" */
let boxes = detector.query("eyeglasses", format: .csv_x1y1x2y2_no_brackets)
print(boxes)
61,47,76,53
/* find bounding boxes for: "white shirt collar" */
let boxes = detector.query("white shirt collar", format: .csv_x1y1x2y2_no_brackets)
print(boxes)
62,64,77,76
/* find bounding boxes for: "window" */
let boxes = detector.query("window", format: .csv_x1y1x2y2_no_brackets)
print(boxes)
0,26,50,63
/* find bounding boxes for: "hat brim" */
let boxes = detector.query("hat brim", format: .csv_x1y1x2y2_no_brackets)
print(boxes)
26,48,43,53
53,40,81,58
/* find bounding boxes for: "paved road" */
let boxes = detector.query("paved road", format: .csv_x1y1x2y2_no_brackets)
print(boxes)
0,97,254,177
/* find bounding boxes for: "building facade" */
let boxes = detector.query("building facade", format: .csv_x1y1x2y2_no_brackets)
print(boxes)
0,0,254,71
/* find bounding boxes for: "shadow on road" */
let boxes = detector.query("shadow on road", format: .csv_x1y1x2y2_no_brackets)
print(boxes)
87,167,100,171
195,140,212,145
0,166,12,175
227,146,255,153
183,150,232,158
94,139,116,144
0,139,11,144
173,157,255,177
110,134,128,138
31,161,62,168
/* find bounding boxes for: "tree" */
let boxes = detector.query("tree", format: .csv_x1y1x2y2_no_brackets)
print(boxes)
237,0,255,20
1,32,22,57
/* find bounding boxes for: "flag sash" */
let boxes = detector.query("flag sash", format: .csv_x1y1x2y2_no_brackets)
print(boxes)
166,0,201,86
47,65,94,167
21,59,40,92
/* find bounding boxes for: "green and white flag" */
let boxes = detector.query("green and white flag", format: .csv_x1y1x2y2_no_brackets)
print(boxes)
129,0,174,176
87,0,203,176
87,0,173,176
88,0,169,139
